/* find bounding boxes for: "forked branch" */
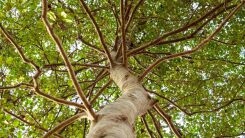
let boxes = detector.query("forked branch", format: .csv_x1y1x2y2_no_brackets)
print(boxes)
139,1,244,81
128,0,232,55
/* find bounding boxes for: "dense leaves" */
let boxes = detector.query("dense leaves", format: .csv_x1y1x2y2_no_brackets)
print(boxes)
0,0,244,137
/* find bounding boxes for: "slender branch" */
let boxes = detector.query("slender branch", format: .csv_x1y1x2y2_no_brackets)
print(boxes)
56,0,104,54
86,69,107,99
90,80,112,105
79,0,113,65
125,1,133,22
125,0,145,32
154,104,182,138
77,35,105,54
33,87,85,109
0,83,33,90
107,0,121,26
44,63,108,69
41,0,96,120
43,112,87,138
0,24,39,70
147,89,191,116
148,111,163,138
139,2,244,81
2,108,63,138
156,4,236,46
141,115,154,138
127,0,232,55
187,98,244,115
120,0,127,66
84,71,109,91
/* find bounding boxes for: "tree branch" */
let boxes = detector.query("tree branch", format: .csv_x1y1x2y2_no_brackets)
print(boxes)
156,4,236,46
90,80,112,105
43,112,87,138
79,0,113,65
154,104,182,138
0,83,33,90
41,0,96,120
77,35,105,54
139,1,244,81
127,0,232,55
141,115,154,138
125,0,145,32
2,108,63,138
0,23,84,109
43,63,109,69
0,24,39,70
148,111,163,138
120,0,127,66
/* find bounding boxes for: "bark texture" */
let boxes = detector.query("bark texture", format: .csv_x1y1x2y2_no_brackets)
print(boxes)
87,65,155,138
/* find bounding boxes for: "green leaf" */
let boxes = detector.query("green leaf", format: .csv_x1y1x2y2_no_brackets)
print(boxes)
6,57,13,65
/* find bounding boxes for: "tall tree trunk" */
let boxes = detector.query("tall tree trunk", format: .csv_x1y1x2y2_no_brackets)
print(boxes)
87,65,155,138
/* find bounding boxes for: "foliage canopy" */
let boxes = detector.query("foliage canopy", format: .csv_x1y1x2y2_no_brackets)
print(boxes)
0,0,244,137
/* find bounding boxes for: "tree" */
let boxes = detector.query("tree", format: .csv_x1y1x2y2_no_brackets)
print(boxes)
0,0,244,137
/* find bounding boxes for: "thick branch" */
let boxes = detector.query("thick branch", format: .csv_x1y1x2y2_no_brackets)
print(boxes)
41,0,96,120
139,2,244,81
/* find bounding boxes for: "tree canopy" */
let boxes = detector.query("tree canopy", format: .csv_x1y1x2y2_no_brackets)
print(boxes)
0,0,244,137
